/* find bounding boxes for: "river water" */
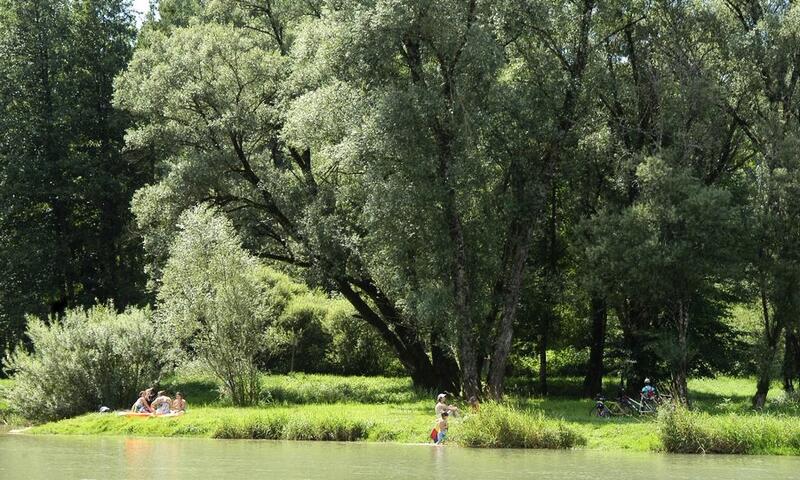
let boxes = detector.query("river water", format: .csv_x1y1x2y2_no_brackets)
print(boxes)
1,434,799,479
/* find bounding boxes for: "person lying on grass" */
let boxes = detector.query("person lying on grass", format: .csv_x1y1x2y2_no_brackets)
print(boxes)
131,391,153,413
435,393,460,418
434,411,449,445
151,391,172,415
171,392,187,413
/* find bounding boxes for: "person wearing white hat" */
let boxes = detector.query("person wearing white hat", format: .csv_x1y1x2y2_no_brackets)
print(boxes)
641,378,656,399
435,393,460,418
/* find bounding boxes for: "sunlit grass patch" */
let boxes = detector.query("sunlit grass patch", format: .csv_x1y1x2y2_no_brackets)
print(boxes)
260,373,423,404
659,406,800,455
452,403,586,449
31,403,436,444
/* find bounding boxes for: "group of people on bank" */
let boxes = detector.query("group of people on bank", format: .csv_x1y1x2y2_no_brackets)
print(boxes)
131,387,187,414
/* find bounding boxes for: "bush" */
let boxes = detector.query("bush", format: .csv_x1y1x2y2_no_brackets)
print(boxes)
159,206,269,406
659,406,800,454
269,293,330,373
452,403,586,449
322,299,402,376
3,304,164,422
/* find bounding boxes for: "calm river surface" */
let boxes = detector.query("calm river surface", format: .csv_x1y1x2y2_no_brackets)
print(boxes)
2,434,799,479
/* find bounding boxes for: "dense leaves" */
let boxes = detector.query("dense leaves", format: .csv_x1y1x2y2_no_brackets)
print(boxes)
0,0,149,355
3,304,164,421
6,0,800,405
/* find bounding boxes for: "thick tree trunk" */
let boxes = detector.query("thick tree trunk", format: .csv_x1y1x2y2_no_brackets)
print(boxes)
753,375,771,410
619,301,653,395
444,167,479,398
486,221,534,399
435,118,479,399
583,297,607,398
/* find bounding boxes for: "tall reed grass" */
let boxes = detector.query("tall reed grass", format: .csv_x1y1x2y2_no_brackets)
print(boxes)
659,406,800,455
453,403,586,449
211,411,370,441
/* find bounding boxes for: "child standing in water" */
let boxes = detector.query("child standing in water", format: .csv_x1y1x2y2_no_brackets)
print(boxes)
435,411,449,445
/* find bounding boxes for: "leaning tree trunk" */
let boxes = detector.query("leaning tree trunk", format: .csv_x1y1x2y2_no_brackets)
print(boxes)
583,296,607,398
336,279,456,391
486,220,534,399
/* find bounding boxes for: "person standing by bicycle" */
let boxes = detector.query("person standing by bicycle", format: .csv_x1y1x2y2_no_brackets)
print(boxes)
641,378,656,399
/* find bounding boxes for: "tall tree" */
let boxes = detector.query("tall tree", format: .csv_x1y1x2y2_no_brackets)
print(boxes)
0,0,147,355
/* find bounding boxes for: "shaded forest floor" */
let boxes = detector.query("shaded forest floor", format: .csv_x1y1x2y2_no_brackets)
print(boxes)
6,374,800,454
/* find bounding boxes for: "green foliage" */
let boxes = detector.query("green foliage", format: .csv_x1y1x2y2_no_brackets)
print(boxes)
3,304,164,422
453,403,586,449
321,299,403,376
0,0,148,354
158,206,270,406
659,407,800,455
270,293,330,373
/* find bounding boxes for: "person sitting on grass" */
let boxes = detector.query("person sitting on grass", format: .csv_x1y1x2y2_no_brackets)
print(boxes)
435,393,460,418
131,391,152,413
171,392,187,413
151,391,172,415
434,411,449,445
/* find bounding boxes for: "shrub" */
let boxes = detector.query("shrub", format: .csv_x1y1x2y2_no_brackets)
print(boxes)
3,304,164,422
158,206,270,406
659,406,800,454
452,403,586,449
322,299,403,376
269,293,330,373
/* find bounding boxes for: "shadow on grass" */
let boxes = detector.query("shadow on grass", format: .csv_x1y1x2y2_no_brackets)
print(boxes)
161,374,435,407
161,378,221,406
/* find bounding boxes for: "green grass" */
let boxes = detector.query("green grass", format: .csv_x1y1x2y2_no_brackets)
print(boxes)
260,373,424,404
660,407,800,455
17,374,800,453
453,403,585,448
32,403,435,443
0,378,27,431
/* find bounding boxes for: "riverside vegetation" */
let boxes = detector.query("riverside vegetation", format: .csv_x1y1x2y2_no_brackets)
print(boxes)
6,1,800,462
6,374,800,455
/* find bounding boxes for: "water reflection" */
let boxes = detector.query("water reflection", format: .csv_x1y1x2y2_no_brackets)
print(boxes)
2,435,799,480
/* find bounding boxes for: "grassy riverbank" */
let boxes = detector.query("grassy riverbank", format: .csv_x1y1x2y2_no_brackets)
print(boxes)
8,374,800,454
0,378,25,432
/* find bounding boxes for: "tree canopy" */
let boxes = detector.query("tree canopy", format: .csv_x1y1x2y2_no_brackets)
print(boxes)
4,0,800,405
